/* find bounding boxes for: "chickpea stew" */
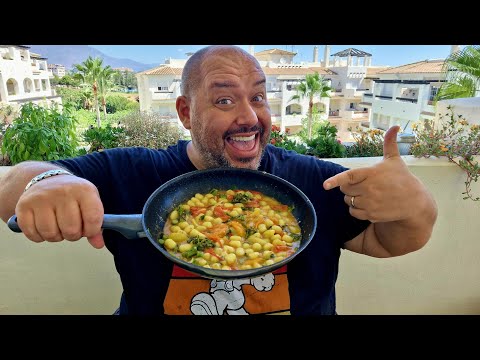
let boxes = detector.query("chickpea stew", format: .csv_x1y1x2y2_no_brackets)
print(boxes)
159,188,302,271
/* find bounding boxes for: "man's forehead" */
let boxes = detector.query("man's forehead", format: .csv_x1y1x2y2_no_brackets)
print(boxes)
206,75,266,90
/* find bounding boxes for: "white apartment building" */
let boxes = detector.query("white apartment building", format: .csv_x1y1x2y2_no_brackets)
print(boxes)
0,45,62,108
136,46,390,141
361,59,445,133
48,63,66,77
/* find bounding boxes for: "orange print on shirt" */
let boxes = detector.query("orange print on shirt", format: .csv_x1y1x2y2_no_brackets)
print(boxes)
163,265,290,315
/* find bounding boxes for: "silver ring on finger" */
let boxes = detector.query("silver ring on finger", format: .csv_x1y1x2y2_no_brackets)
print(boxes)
350,196,356,208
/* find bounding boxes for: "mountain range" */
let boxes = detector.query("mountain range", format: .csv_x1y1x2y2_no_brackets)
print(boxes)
27,45,158,73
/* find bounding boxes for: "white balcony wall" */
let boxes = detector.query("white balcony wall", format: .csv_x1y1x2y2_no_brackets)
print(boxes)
1,156,479,314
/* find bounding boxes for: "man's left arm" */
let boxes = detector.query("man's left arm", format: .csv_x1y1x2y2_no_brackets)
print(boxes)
323,126,438,258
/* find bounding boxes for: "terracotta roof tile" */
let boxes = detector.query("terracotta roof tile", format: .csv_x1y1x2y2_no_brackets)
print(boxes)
367,67,390,75
309,67,338,75
263,67,336,75
138,66,183,76
377,60,445,74
255,49,297,56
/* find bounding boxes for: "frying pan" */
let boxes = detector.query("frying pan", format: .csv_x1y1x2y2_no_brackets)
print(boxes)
8,168,317,280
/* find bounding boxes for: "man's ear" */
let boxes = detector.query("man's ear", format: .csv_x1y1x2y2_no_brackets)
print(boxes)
176,96,191,129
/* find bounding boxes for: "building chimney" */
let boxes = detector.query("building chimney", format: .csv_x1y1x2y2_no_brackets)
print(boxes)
324,45,330,67
313,46,319,63
249,45,255,55
451,45,460,54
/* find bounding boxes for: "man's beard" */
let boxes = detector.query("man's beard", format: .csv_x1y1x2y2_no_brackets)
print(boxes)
191,124,269,170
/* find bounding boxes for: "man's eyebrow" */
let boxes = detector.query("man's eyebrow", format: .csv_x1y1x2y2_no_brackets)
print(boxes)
209,78,266,90
254,78,266,87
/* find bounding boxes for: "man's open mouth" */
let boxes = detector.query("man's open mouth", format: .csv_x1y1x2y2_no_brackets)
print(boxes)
226,133,257,151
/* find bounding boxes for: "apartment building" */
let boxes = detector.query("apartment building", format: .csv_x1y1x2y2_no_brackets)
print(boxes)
361,59,445,132
0,45,62,108
48,63,66,77
136,46,390,141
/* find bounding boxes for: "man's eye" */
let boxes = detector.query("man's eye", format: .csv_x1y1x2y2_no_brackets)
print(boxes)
252,94,264,102
217,98,232,105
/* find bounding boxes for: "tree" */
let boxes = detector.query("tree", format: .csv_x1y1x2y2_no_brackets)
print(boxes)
435,45,480,102
73,56,105,127
58,74,81,87
289,72,332,140
97,66,115,120
112,69,137,91
80,86,94,111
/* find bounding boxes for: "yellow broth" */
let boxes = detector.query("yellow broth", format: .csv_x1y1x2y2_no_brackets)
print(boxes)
159,189,302,271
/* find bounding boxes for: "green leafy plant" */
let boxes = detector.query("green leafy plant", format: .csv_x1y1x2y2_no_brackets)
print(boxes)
82,124,125,152
56,87,90,110
1,102,79,164
117,110,184,149
411,106,480,201
305,121,345,158
105,94,139,113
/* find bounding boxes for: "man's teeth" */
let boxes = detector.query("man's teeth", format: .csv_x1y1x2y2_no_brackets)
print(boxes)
230,134,255,141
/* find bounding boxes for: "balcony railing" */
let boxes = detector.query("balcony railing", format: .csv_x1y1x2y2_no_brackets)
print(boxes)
396,97,418,104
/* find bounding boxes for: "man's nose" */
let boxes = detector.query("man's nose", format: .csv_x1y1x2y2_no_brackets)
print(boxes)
235,100,258,127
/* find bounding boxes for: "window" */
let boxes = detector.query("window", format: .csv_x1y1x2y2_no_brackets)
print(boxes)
429,86,439,101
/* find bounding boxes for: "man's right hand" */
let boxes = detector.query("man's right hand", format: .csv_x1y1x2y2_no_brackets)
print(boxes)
15,175,105,249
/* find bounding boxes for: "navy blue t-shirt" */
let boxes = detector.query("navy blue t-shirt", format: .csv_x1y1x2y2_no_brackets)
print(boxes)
54,141,370,315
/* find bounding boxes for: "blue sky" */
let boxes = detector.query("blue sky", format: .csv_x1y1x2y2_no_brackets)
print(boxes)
89,45,458,67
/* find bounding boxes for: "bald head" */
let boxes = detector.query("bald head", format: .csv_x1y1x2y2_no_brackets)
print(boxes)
180,45,262,98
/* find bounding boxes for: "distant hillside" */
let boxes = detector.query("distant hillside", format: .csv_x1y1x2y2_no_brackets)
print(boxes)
28,45,158,73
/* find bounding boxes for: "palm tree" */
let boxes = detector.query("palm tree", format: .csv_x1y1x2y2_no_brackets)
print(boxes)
73,56,104,127
290,72,332,140
435,45,480,102
79,85,94,110
97,66,115,120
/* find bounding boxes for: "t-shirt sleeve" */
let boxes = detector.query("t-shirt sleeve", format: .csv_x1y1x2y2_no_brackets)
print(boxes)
315,159,371,248
50,150,115,203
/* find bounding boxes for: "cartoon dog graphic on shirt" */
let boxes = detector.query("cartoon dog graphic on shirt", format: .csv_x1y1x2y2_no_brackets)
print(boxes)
190,273,275,315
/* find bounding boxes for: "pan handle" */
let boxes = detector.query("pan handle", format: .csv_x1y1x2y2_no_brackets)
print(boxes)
102,214,145,239
7,214,146,240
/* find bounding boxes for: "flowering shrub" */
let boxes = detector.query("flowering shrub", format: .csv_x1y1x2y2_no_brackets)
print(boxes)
0,120,9,165
269,125,287,146
269,125,309,154
345,127,385,157
411,106,480,201
117,110,184,149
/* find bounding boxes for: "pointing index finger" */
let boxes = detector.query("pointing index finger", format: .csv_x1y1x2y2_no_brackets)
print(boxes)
323,168,368,190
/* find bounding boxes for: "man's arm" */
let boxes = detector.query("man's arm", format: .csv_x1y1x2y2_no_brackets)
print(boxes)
323,126,438,258
343,185,437,257
0,161,62,222
0,161,105,249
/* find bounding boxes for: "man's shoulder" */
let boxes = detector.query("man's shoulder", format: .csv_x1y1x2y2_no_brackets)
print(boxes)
263,145,349,179
101,141,188,162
